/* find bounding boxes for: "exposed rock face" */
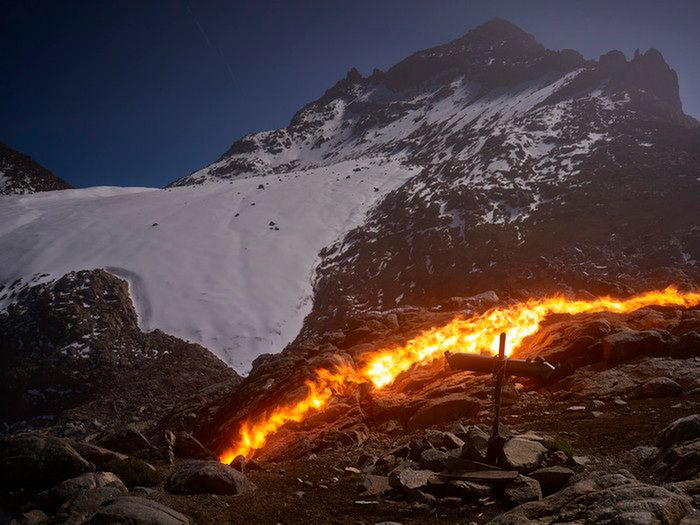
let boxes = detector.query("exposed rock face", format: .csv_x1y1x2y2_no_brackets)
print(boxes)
489,470,692,524
0,142,72,195
0,269,240,435
165,461,257,495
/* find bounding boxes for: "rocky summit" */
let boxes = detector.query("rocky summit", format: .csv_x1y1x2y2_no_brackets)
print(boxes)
1,16,699,525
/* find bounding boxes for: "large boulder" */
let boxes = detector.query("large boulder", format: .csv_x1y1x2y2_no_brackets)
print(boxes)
32,471,126,512
0,433,92,488
85,496,190,524
166,461,256,495
488,470,691,524
406,394,481,431
499,438,546,472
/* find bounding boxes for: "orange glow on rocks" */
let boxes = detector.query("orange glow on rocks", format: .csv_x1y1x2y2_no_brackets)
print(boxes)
218,286,699,463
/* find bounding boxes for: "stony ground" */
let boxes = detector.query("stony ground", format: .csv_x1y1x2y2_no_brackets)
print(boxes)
3,378,697,525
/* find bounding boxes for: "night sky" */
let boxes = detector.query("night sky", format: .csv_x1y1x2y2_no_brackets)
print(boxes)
2,0,699,188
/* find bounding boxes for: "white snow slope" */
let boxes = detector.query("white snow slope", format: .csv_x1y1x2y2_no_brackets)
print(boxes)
0,158,418,373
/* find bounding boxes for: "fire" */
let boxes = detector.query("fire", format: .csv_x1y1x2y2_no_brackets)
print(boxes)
219,286,699,463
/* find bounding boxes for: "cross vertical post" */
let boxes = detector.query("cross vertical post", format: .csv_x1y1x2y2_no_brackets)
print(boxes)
486,332,507,464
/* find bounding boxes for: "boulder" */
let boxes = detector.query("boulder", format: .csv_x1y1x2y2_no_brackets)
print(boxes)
0,433,92,488
56,486,127,524
406,394,481,431
460,425,490,462
33,471,126,512
503,475,542,507
97,426,154,454
499,438,546,472
360,474,390,496
419,448,448,472
601,329,668,362
658,415,700,449
388,467,433,491
631,377,684,399
7,510,48,525
652,439,700,482
448,480,492,500
86,496,190,524
174,432,213,459
166,460,256,495
67,440,127,467
528,466,574,495
629,445,658,465
229,455,246,472
488,470,691,525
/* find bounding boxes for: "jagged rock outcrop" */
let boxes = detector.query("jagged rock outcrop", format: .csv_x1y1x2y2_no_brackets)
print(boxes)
0,142,72,195
0,270,240,435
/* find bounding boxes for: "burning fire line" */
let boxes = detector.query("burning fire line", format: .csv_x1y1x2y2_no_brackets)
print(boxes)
219,286,700,463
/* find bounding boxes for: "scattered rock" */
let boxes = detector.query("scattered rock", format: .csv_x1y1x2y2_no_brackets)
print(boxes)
419,448,448,471
503,475,542,507
32,471,126,512
166,460,256,495
87,496,190,524
658,415,700,449
460,426,490,462
601,329,669,362
360,474,390,496
174,432,213,459
0,433,92,488
67,440,127,467
629,445,657,464
528,466,574,494
97,426,154,454
406,394,481,431
489,470,691,524
229,455,245,472
631,377,684,399
499,438,546,472
388,467,433,491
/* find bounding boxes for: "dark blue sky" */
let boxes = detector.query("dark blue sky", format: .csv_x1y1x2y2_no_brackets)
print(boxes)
2,0,699,188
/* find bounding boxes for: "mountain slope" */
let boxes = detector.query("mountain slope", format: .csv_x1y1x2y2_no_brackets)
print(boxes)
1,19,698,373
0,142,73,195
169,19,700,334
0,160,417,373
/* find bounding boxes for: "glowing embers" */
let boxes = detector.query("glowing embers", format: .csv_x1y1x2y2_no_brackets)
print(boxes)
218,286,700,463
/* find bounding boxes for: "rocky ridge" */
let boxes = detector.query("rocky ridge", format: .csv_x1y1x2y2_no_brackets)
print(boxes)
0,142,72,195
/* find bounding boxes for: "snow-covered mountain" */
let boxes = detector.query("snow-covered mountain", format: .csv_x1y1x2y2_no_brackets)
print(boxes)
0,142,73,195
1,19,699,374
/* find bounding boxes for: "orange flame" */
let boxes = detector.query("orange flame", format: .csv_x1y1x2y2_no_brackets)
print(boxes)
219,286,699,463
